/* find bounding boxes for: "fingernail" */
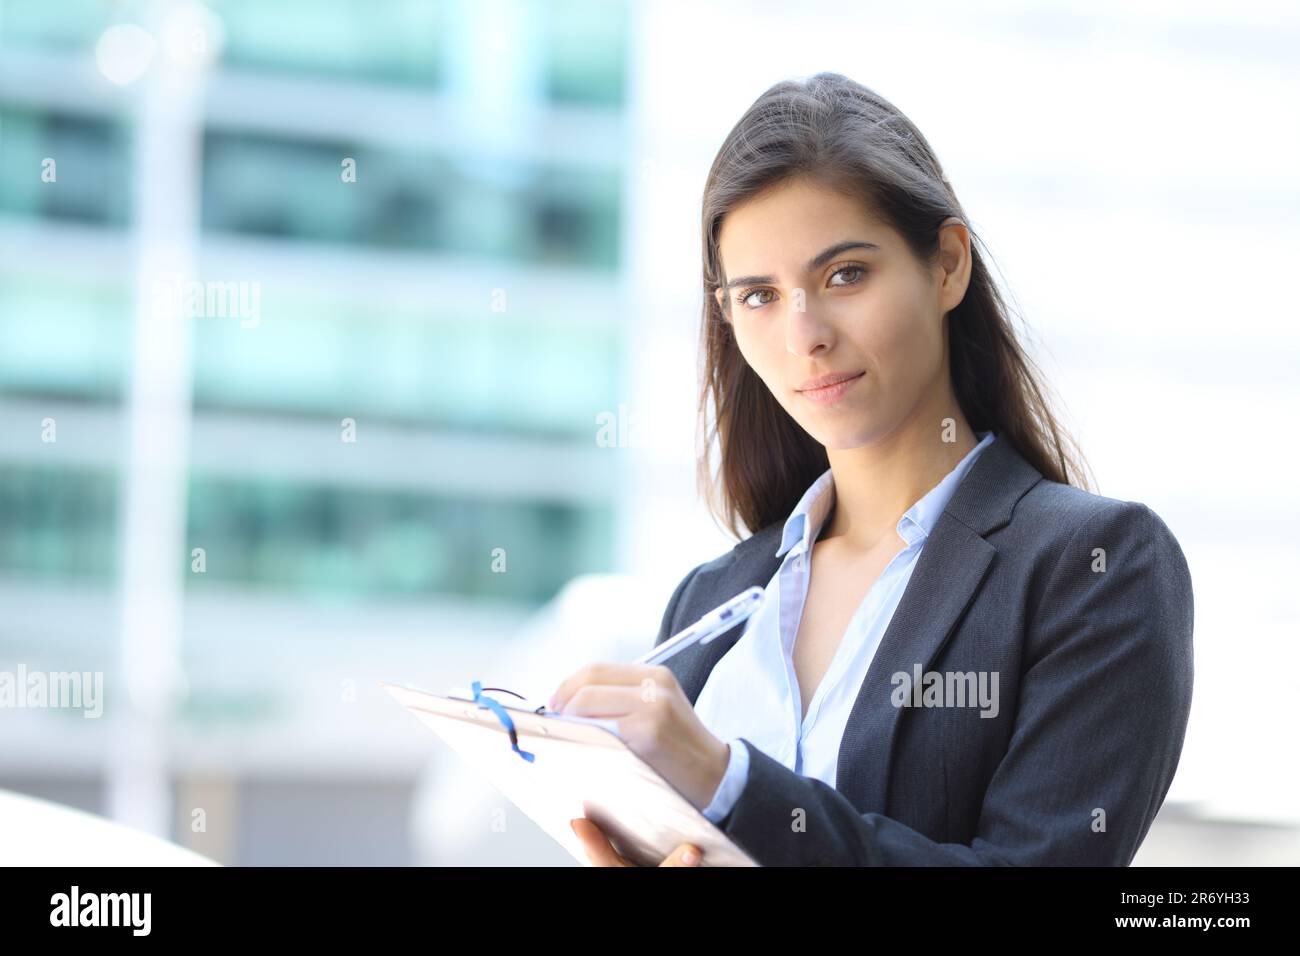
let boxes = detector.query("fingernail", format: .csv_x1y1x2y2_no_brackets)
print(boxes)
548,694,558,710
682,847,699,865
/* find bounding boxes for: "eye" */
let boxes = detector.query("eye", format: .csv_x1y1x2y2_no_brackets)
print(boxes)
734,287,775,310
828,264,866,286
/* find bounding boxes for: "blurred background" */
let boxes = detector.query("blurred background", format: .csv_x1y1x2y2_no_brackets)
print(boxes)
0,0,1296,866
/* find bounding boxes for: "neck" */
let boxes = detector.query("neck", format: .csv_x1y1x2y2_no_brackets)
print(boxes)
821,394,977,552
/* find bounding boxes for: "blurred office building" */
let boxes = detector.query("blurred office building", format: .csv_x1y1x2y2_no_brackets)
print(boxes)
0,0,660,865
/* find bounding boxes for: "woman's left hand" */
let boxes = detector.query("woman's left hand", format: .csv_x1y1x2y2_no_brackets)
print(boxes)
570,817,701,867
549,663,731,811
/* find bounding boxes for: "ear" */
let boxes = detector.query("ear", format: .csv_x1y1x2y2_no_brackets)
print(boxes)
936,217,972,313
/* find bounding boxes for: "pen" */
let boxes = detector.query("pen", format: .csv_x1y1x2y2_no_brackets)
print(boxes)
633,586,766,667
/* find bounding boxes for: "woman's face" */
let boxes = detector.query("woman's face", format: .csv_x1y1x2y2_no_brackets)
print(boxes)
715,176,970,451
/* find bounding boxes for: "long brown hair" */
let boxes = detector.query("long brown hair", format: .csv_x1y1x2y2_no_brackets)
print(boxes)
697,72,1094,539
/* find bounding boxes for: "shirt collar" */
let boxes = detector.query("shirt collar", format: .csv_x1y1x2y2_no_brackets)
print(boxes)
775,430,996,559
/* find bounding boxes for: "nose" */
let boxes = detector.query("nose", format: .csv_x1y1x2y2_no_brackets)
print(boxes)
785,300,834,357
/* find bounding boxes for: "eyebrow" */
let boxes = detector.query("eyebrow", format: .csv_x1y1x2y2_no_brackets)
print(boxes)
721,240,881,290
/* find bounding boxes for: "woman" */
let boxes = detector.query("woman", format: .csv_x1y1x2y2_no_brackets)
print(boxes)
551,72,1194,867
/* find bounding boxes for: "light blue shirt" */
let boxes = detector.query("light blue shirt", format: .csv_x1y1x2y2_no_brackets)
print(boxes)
694,430,995,823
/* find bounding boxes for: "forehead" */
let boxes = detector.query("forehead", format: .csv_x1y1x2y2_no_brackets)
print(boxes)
717,178,888,269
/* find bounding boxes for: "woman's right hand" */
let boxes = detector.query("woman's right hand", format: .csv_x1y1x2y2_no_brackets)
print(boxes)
570,817,702,867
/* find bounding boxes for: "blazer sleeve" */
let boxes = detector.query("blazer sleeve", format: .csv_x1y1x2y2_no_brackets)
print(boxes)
712,499,1195,865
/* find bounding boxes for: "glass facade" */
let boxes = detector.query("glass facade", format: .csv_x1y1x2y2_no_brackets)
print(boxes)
0,0,630,610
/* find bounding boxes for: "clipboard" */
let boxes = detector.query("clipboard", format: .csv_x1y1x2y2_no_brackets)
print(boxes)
381,681,759,867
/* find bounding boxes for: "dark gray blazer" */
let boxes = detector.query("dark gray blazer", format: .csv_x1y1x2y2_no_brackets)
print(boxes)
656,433,1194,866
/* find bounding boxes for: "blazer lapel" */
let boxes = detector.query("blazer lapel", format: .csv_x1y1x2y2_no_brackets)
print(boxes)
832,512,996,811
663,433,1044,814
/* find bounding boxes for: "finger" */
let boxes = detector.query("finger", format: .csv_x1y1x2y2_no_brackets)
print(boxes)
558,684,647,717
551,664,673,712
660,843,702,867
570,818,632,867
551,671,665,712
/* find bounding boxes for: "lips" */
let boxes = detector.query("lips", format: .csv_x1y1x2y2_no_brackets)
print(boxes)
796,371,865,392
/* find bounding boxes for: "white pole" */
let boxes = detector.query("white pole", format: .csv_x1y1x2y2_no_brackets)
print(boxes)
107,0,213,837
